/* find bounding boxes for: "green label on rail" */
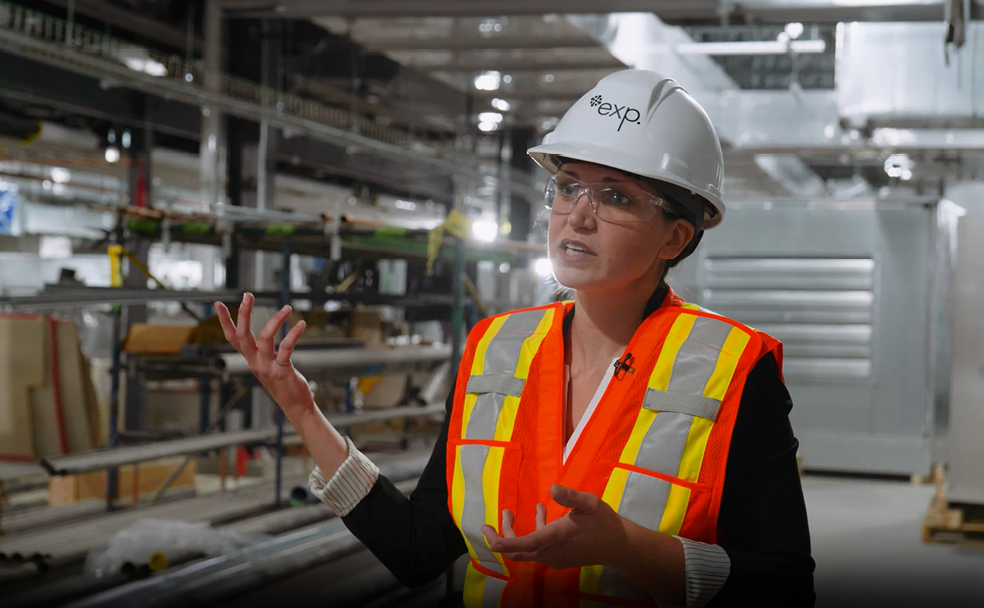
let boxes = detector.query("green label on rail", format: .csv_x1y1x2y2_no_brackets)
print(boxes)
265,224,296,236
374,226,408,238
127,219,158,234
181,221,212,234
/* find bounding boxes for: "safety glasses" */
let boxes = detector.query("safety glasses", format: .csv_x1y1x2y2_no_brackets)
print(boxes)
543,174,672,223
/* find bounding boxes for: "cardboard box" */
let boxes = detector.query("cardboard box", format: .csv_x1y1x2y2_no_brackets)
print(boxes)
48,457,197,505
0,314,46,461
0,315,102,461
124,324,196,354
348,309,385,346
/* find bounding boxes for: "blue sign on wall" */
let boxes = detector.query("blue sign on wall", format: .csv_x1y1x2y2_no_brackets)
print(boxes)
0,182,17,235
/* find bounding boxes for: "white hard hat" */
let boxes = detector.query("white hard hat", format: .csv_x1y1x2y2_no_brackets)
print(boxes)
528,69,726,229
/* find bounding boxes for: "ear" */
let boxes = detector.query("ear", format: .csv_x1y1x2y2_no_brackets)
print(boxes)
656,218,695,261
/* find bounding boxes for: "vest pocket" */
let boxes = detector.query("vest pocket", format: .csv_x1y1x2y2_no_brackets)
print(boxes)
449,438,523,579
578,462,713,605
603,461,711,535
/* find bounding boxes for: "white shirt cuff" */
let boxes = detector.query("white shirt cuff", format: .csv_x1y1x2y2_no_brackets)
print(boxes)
674,537,731,608
308,436,379,516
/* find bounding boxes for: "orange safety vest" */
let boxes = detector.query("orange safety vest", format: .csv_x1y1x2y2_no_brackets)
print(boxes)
446,289,783,608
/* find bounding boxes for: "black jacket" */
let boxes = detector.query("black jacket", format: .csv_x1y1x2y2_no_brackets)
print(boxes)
342,294,816,607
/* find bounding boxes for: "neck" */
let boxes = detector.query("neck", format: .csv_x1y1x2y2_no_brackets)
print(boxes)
569,279,661,365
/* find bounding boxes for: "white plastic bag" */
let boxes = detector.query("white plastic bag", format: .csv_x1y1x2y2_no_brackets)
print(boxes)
83,518,269,578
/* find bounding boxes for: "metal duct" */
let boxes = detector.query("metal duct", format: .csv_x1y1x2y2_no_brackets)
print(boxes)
837,21,984,127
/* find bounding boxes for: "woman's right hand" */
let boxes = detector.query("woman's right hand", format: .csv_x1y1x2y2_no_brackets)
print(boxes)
214,293,314,420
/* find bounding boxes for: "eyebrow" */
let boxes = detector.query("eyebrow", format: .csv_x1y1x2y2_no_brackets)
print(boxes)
559,169,628,184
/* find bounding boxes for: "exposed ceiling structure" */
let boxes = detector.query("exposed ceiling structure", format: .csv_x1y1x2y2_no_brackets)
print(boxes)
1,0,982,211
219,1,984,23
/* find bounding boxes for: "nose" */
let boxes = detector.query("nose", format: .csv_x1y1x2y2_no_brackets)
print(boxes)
566,190,597,230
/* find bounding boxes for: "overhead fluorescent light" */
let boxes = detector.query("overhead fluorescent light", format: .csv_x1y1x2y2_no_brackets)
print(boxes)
675,40,826,56
474,70,502,91
478,112,503,124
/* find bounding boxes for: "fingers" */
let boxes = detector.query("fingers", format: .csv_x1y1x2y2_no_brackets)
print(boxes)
481,524,501,547
500,551,540,563
257,305,293,360
536,504,547,531
486,525,559,555
550,484,596,512
275,320,306,366
502,510,517,539
214,302,240,349
236,293,258,357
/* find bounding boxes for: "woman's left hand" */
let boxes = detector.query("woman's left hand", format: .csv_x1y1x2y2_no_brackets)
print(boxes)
482,485,628,570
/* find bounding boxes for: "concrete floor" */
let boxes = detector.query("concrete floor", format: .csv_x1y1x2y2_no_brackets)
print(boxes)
221,474,984,608
804,475,984,608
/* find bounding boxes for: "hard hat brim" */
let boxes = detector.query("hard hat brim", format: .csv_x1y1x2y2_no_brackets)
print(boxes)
528,141,725,229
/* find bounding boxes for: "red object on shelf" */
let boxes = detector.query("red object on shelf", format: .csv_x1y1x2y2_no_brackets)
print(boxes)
46,316,69,455
235,447,248,477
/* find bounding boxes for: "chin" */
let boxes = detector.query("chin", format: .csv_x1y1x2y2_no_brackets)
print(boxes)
552,267,608,291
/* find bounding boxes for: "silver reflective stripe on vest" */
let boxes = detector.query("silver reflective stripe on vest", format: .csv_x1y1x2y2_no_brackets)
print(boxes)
591,471,674,602
483,575,508,607
467,374,525,397
466,393,507,442
641,315,735,422
634,411,695,477
458,443,504,574
464,308,547,441
643,389,721,421
666,316,733,394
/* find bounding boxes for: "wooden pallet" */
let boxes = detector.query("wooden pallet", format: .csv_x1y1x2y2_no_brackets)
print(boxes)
922,465,984,546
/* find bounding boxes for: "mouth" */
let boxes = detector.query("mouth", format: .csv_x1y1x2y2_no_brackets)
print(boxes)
559,239,596,259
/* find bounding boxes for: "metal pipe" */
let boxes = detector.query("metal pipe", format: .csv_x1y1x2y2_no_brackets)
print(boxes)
42,404,446,475
274,236,291,508
62,479,423,608
106,232,124,510
215,344,451,375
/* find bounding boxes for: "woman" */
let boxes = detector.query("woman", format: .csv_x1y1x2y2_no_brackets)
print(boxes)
215,70,815,608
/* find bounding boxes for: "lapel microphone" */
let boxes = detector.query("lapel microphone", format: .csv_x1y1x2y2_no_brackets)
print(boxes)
613,353,635,380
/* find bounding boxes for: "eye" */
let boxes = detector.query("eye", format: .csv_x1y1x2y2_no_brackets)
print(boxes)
598,188,635,207
555,179,581,198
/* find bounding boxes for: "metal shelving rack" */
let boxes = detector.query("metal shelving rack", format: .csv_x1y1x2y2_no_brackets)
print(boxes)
0,203,540,513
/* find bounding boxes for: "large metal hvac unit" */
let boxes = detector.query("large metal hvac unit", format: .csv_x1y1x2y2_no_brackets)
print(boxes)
671,200,935,475
946,213,984,504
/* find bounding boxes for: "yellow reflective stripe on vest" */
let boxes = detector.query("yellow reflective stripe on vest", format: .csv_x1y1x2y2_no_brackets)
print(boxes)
456,307,556,598
454,443,507,575
464,562,507,608
495,307,554,442
645,316,752,421
463,308,552,441
461,315,510,439
581,313,755,601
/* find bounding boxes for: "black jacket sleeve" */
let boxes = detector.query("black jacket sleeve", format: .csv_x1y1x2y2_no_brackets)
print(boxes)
340,382,467,588
709,353,816,607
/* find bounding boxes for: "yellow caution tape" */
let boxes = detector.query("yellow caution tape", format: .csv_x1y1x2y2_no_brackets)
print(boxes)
107,245,124,288
426,209,472,275
443,209,471,240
